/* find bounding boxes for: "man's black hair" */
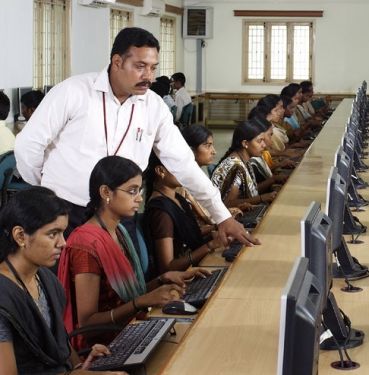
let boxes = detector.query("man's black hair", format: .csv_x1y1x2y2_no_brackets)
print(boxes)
110,27,160,61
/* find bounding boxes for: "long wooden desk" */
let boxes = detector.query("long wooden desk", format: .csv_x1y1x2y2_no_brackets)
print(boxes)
154,99,369,375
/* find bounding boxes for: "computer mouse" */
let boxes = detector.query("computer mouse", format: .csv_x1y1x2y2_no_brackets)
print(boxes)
162,300,198,315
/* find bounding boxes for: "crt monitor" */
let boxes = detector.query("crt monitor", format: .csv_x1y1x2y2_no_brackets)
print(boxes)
277,257,322,375
300,201,333,313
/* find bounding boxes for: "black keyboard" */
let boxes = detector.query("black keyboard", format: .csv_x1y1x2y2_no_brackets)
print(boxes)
89,318,175,371
222,241,243,262
183,268,228,308
238,204,267,228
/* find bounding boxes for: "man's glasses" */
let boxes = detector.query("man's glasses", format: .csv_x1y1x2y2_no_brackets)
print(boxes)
116,187,143,197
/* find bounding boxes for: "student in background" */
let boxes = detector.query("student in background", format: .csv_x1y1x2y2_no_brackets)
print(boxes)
0,92,15,155
156,75,176,114
0,187,124,375
21,90,45,121
211,119,277,210
171,72,191,122
150,79,176,118
15,27,255,248
144,153,224,275
247,116,288,191
181,124,244,234
59,156,206,350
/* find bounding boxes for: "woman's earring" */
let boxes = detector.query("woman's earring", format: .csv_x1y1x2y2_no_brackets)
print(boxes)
106,197,110,204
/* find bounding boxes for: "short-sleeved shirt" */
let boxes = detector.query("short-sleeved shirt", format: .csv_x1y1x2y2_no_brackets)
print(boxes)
146,208,189,259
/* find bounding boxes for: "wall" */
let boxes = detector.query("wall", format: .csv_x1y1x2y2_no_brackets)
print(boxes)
183,0,369,94
0,0,184,122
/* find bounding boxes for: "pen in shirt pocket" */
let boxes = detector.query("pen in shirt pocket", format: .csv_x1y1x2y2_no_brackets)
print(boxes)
136,127,140,141
139,128,144,142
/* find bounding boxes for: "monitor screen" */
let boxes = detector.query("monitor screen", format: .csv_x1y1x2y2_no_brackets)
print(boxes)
277,257,322,375
301,201,333,312
44,85,53,95
334,146,351,184
326,167,346,252
14,86,33,120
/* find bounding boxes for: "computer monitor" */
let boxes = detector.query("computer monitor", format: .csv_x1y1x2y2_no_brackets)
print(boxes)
325,166,367,279
44,85,53,95
326,167,346,252
277,257,322,375
300,201,332,313
334,146,351,185
13,86,33,121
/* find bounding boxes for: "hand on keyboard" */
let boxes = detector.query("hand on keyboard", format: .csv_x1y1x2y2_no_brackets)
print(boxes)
80,344,129,374
160,268,212,288
139,283,185,307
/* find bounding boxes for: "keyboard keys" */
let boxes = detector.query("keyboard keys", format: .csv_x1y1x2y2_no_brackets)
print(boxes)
89,318,175,371
183,268,227,307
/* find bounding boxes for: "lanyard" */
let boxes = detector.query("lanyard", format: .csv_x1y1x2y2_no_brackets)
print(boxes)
102,92,135,156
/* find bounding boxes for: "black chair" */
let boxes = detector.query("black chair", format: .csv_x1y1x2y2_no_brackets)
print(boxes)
0,151,30,206
178,102,194,128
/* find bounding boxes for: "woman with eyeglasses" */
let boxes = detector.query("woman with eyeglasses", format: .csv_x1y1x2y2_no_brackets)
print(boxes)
58,156,207,351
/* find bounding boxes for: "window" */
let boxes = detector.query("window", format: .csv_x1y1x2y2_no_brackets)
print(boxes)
243,21,313,83
110,9,132,48
33,0,70,89
160,17,176,77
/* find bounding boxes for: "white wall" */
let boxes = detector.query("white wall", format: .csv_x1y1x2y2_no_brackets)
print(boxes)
71,0,184,75
183,0,369,94
0,0,184,122
0,0,33,89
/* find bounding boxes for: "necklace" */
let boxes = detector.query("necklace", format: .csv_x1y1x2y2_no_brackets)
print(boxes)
153,189,185,212
5,259,41,305
94,214,132,263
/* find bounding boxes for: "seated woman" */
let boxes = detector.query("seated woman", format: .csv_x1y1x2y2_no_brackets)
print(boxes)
210,118,277,210
144,153,223,275
180,125,244,234
246,116,288,191
0,187,124,375
58,156,205,351
249,95,306,155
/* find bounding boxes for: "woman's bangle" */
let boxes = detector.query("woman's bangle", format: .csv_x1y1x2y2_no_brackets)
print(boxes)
74,363,83,370
132,298,140,313
187,250,194,266
110,308,116,324
206,242,214,253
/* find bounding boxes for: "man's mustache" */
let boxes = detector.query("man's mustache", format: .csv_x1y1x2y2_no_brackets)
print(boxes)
135,81,151,87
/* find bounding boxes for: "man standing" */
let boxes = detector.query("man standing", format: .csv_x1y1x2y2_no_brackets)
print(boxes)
15,27,258,246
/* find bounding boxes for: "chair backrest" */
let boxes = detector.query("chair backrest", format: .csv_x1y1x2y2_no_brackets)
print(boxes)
179,102,194,127
0,151,16,191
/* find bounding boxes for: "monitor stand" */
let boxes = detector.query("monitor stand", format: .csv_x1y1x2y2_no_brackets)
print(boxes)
332,238,369,280
321,292,364,350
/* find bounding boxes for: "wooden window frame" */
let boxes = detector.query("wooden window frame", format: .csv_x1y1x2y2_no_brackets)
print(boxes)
242,19,314,85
